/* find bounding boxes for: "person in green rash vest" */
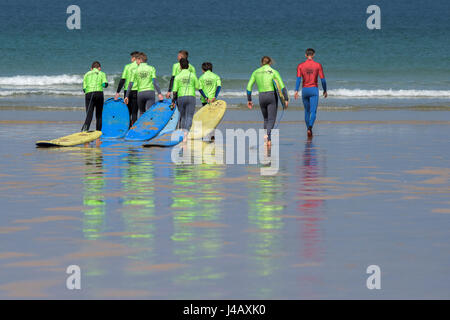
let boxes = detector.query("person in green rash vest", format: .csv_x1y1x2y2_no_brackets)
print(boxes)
115,51,139,126
171,58,208,138
124,52,163,117
165,50,196,99
199,62,222,106
82,61,108,131
246,56,289,146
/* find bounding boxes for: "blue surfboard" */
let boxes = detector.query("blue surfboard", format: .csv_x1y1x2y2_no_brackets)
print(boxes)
124,99,174,141
156,107,180,138
142,129,185,148
101,98,130,139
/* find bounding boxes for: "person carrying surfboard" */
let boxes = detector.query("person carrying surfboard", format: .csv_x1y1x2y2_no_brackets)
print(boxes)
82,61,108,131
166,50,196,99
171,58,207,139
294,48,328,138
115,51,139,126
246,56,289,146
199,62,222,106
124,52,164,117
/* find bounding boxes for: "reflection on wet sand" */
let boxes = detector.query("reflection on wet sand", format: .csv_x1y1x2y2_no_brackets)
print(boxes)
81,148,105,239
294,138,326,298
121,150,156,242
246,167,285,298
296,138,325,263
170,141,227,287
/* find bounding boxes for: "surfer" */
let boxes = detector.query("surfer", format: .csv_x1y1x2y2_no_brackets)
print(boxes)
166,50,196,99
82,61,108,131
246,56,289,146
199,62,222,106
294,48,327,138
171,58,207,138
115,51,139,126
124,52,163,117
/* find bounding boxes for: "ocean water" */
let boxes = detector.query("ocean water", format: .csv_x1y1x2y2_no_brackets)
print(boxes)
0,0,449,108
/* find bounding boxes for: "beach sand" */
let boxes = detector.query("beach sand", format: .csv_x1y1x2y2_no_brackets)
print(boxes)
0,107,449,299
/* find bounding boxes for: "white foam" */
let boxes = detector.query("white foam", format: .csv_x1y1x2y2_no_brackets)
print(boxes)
0,74,84,86
311,88,450,98
0,90,83,96
218,89,450,99
0,74,117,86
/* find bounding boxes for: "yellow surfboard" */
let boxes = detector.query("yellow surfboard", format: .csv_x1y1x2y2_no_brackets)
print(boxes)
188,100,226,140
273,79,287,109
36,131,102,147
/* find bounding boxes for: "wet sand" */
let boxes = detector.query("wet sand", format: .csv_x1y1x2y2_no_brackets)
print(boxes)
0,108,449,299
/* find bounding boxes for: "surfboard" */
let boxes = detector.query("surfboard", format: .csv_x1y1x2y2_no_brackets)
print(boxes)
156,106,180,138
188,100,226,140
142,129,185,148
273,79,287,109
36,131,102,147
101,98,130,139
124,99,174,141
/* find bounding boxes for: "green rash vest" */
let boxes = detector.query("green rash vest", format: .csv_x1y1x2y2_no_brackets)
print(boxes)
246,64,286,93
83,69,107,94
172,62,196,77
199,71,221,103
130,63,157,92
172,69,200,97
122,61,138,91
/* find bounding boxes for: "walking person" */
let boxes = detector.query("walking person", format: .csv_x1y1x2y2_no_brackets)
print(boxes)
246,56,289,146
294,48,328,138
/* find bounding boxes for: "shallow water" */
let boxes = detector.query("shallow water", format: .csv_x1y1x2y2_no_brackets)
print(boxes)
0,109,449,299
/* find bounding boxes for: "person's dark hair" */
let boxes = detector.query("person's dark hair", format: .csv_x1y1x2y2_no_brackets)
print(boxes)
130,51,139,57
179,58,189,70
138,52,148,62
91,61,101,69
201,62,213,72
306,48,315,56
261,56,272,65
179,50,189,59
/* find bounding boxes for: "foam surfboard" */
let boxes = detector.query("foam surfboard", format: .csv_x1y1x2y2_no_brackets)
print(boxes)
142,129,185,148
124,99,174,141
101,97,130,139
36,131,102,147
156,106,180,138
273,79,287,109
188,100,226,140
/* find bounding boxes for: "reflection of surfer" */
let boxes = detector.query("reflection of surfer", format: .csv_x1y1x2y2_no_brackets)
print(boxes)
297,138,324,261
246,56,289,147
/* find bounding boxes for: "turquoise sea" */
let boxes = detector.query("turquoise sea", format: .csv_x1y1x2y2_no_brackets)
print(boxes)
0,0,449,108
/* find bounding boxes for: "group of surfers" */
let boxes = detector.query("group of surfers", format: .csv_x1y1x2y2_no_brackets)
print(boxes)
82,48,327,145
